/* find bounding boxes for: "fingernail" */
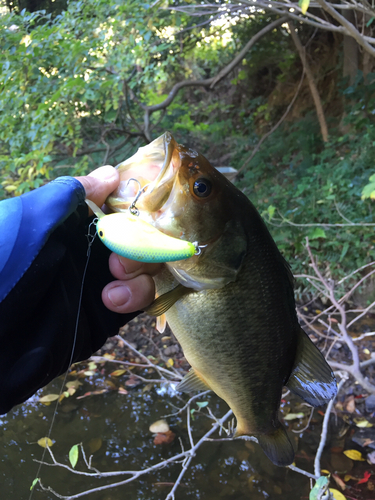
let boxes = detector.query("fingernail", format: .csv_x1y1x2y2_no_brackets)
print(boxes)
108,286,131,306
89,165,117,182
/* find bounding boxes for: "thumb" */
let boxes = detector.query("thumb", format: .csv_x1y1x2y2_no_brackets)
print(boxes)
75,165,120,212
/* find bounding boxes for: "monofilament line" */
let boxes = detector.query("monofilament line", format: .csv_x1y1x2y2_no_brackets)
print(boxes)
29,226,97,499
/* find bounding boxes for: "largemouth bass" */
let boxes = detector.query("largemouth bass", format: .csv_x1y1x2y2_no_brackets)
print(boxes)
106,132,337,467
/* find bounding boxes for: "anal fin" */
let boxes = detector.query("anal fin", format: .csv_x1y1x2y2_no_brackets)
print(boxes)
144,284,193,317
177,368,211,393
156,314,167,333
256,424,295,467
286,327,337,407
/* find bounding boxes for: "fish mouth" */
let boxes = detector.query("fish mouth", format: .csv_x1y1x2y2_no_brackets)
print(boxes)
106,132,178,216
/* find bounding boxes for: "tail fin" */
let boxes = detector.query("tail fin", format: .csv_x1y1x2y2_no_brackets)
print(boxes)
286,328,337,407
256,424,294,467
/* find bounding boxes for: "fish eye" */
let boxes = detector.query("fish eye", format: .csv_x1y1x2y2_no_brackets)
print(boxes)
98,229,104,238
193,178,212,198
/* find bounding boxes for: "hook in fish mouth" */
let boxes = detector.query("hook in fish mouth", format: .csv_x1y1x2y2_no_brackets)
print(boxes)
126,178,150,216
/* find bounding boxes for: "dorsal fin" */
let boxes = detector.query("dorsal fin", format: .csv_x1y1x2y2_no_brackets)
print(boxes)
144,284,193,317
286,327,337,406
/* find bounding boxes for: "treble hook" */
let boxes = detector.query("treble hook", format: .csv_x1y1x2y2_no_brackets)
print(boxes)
126,178,150,216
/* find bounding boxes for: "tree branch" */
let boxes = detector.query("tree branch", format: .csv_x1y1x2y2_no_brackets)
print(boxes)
141,16,288,140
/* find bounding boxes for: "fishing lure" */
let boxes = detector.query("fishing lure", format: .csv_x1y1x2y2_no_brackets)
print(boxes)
85,199,197,263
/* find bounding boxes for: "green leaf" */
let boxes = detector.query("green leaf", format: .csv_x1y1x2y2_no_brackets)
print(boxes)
309,228,326,240
196,401,209,409
69,444,79,468
267,205,276,219
298,0,310,14
30,478,39,491
339,242,349,262
309,476,329,500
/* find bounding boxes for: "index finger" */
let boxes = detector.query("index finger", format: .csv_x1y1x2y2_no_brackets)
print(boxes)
108,252,162,280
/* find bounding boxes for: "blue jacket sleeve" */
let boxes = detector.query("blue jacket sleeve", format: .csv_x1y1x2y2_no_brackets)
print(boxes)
0,177,138,414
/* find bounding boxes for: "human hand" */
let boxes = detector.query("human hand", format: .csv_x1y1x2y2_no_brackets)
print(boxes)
76,165,160,313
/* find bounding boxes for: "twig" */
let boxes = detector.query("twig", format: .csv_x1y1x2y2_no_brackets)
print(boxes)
314,375,348,477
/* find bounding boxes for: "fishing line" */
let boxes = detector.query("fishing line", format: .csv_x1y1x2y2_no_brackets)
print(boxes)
29,219,97,499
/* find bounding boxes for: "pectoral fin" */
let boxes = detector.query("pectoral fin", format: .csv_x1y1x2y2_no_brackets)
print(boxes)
177,369,211,393
144,284,193,317
286,328,337,407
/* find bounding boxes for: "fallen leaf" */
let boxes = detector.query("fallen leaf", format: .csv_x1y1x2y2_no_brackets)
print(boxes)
354,419,373,428
329,488,346,500
149,419,169,433
103,353,115,360
343,450,365,461
153,430,176,445
110,369,126,377
76,389,108,400
343,475,353,482
363,438,374,446
69,444,79,468
88,362,97,370
39,394,60,403
344,395,355,414
125,376,141,388
118,387,128,395
166,358,174,367
367,450,375,464
357,471,371,485
83,370,95,376
37,437,53,448
332,474,346,490
87,437,102,454
284,412,305,420
66,380,82,390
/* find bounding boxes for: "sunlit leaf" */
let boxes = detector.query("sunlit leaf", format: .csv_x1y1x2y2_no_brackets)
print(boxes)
284,412,304,420
354,419,372,428
39,394,60,403
69,444,79,468
298,0,310,15
103,353,115,360
37,437,53,448
329,488,346,500
30,478,39,491
110,369,126,377
343,449,365,461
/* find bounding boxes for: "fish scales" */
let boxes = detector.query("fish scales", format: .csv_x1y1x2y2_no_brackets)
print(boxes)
158,216,298,435
106,132,337,467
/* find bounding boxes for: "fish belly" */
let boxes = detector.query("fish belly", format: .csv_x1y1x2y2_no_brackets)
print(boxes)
160,258,298,437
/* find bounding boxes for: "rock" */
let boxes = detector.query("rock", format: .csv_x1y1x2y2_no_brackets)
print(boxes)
365,395,375,413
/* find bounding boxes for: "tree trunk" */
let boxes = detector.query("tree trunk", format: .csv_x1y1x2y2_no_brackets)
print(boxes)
288,22,329,143
342,10,359,84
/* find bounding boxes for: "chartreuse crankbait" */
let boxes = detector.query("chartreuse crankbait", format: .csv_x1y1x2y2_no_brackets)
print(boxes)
85,199,197,263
